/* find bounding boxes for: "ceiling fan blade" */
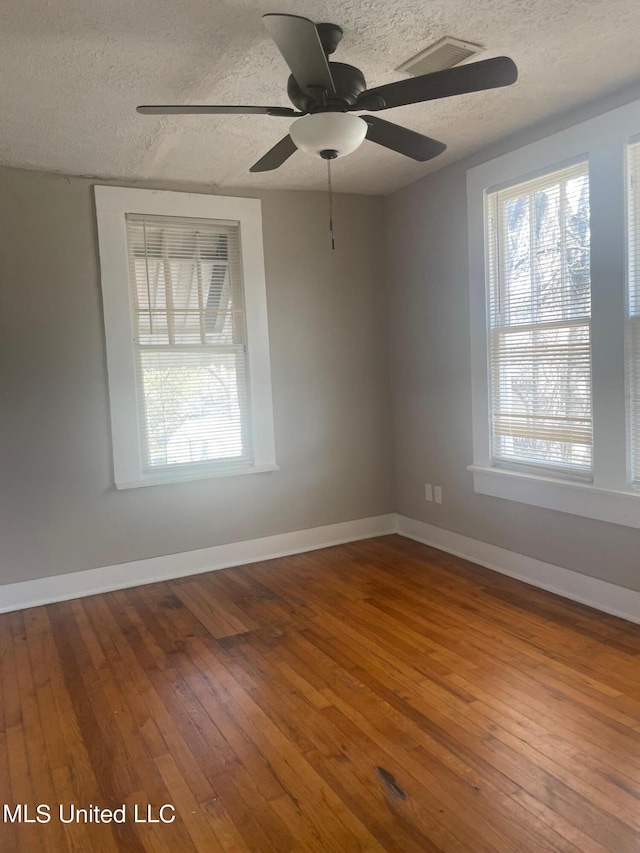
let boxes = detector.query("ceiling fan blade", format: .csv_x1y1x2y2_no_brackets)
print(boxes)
263,13,335,96
356,56,518,111
362,116,446,161
137,105,299,116
250,135,298,172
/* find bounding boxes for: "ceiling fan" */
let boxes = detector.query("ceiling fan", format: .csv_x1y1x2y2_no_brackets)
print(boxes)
138,13,518,173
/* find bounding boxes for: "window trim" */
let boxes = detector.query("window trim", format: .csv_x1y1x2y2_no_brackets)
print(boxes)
95,186,277,489
467,98,640,529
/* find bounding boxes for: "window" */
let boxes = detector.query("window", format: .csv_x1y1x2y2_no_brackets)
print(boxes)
95,187,277,488
628,139,640,485
486,162,592,477
466,97,640,529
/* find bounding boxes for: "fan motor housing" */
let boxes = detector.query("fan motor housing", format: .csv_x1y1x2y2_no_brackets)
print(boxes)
287,62,367,113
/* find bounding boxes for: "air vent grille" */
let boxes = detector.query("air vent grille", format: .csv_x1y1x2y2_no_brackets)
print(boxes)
396,37,483,77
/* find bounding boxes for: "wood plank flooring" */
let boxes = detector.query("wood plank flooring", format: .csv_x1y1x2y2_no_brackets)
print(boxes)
2,534,640,851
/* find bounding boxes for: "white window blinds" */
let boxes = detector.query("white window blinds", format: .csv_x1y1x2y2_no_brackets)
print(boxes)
485,161,592,475
125,214,251,472
627,141,640,485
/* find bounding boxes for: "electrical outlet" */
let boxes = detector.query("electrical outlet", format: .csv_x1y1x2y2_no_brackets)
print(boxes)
424,483,433,502
434,486,443,504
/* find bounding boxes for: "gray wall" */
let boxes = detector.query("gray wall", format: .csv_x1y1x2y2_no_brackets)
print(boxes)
387,85,640,593
4,82,640,592
0,167,392,585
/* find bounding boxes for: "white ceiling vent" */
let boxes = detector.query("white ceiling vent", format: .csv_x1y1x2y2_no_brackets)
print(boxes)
396,37,483,77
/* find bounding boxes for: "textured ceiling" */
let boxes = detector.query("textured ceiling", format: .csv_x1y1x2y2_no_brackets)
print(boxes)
1,0,639,195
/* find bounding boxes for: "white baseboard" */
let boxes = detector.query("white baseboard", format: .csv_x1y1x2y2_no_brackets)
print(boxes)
0,514,396,613
4,511,639,626
396,514,640,626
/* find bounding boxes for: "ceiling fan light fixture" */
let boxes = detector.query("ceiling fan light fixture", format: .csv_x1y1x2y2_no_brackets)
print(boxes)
290,113,367,159
138,14,518,174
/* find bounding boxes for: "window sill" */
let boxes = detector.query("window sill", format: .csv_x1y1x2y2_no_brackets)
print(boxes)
115,462,279,490
468,464,640,529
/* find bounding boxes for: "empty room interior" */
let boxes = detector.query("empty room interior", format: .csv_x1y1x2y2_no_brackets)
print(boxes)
3,1,640,850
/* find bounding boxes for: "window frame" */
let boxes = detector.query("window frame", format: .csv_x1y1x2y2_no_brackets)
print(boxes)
626,136,640,485
95,186,277,489
485,160,594,478
467,98,640,529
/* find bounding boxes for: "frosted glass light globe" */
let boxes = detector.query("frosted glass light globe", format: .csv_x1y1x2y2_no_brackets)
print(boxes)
289,113,367,159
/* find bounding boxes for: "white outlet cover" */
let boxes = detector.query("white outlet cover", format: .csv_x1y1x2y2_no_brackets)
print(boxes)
425,484,433,501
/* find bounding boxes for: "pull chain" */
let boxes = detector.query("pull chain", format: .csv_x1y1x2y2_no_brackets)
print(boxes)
327,157,335,250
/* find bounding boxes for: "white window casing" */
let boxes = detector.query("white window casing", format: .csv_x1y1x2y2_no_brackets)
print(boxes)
467,97,640,529
95,187,277,488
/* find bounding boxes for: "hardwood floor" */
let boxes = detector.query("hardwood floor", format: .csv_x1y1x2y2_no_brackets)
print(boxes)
2,534,640,852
